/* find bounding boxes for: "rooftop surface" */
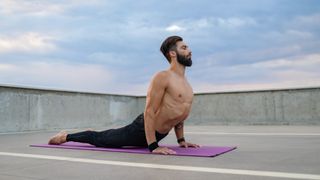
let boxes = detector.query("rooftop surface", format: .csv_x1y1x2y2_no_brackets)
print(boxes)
1,126,320,180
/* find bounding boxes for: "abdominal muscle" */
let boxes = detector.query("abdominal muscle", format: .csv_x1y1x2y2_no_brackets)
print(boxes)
154,94,191,134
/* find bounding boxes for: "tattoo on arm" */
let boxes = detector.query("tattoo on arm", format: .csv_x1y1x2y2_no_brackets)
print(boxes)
175,122,184,130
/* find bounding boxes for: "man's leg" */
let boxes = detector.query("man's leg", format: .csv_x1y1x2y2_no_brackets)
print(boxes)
48,113,148,147
66,128,127,147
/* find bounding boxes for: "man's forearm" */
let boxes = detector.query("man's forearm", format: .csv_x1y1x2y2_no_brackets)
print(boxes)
144,110,157,145
174,122,184,140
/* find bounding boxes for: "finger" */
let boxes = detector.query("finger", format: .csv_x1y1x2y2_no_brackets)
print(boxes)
168,149,176,154
160,150,168,155
164,148,176,154
153,149,167,155
194,144,201,148
164,150,174,155
180,144,188,148
189,144,199,148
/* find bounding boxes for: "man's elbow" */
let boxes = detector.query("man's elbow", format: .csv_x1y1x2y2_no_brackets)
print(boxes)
144,104,158,114
144,108,156,119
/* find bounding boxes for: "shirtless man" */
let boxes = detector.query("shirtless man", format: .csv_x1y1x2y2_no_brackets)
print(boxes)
48,36,200,155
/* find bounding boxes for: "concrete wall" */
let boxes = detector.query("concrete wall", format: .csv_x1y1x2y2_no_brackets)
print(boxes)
186,88,320,125
0,85,141,133
1,85,320,133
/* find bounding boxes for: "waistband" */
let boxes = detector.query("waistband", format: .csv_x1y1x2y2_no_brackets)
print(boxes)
135,113,168,136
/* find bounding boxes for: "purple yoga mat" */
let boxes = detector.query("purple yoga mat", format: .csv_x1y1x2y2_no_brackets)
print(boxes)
30,142,236,157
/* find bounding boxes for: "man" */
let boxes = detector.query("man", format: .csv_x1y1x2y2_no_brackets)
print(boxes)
48,36,200,155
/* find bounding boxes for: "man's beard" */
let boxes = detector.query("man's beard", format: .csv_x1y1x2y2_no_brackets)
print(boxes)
176,52,192,67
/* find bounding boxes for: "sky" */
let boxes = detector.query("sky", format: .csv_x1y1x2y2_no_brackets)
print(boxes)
0,0,319,95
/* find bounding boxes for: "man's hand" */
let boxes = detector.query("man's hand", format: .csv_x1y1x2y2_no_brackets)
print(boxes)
152,146,176,155
179,141,200,148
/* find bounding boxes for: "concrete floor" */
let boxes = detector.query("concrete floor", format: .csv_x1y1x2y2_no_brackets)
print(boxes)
0,126,320,180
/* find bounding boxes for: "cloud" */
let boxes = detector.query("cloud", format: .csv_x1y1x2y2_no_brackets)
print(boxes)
0,60,151,95
251,53,320,69
166,17,257,32
286,30,313,39
0,64,15,71
165,25,185,32
103,82,149,96
196,44,305,69
216,17,257,28
88,52,130,65
0,1,319,95
0,0,64,16
0,33,57,54
190,53,320,93
295,13,320,26
0,0,103,16
0,61,113,92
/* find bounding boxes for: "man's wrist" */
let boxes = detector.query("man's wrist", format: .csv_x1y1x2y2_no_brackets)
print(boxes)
148,141,159,152
177,137,185,143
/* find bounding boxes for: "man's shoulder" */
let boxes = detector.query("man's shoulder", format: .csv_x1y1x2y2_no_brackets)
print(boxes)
153,70,171,79
151,70,171,86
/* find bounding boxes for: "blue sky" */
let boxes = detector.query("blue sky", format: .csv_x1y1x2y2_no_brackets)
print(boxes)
0,0,319,95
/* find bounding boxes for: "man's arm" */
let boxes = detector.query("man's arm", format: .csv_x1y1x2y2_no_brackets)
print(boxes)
175,122,201,148
174,122,184,141
144,71,175,154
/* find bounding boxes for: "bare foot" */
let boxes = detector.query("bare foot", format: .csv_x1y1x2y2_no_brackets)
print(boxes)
48,131,67,145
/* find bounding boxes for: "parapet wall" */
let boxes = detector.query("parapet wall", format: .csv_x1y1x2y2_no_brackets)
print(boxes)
0,85,141,133
1,85,320,133
186,88,320,125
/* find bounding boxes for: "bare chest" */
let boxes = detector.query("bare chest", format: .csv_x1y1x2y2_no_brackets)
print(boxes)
166,79,193,103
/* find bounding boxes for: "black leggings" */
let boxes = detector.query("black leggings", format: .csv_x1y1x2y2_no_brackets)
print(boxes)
66,113,168,148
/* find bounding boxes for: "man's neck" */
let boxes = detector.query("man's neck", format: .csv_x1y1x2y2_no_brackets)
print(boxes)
169,60,186,77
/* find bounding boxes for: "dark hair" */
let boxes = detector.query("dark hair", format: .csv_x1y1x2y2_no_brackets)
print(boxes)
160,36,183,63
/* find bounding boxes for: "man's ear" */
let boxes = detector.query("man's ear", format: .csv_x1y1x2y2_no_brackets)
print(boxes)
168,50,176,58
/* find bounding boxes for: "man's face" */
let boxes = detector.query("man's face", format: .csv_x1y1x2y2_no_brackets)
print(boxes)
175,41,192,67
